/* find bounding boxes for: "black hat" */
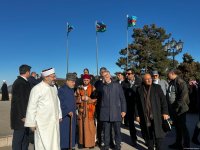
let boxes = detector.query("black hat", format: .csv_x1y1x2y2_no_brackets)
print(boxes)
66,73,76,81
152,70,159,75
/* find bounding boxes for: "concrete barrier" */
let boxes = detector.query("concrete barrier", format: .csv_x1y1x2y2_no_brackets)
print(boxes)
0,135,12,147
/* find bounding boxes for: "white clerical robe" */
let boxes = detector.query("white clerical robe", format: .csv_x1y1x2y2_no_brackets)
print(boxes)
25,81,62,150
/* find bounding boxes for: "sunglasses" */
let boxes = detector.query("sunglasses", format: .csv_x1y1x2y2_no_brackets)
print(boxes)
126,73,132,75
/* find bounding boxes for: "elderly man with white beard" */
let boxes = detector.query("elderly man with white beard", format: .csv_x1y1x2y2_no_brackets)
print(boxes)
25,68,62,150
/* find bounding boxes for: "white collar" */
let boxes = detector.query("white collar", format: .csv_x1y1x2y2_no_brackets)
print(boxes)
20,75,28,81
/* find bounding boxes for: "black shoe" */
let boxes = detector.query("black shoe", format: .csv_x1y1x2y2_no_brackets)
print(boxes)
78,144,84,149
131,140,137,147
168,143,183,149
110,141,115,148
100,146,109,150
192,138,200,145
114,145,121,150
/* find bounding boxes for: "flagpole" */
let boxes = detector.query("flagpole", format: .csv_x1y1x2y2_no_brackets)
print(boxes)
95,21,99,77
66,22,69,74
126,14,129,70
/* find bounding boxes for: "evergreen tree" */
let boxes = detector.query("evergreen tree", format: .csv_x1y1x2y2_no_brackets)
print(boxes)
178,53,200,81
116,24,175,75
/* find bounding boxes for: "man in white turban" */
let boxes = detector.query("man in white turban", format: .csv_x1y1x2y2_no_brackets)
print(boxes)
25,68,62,150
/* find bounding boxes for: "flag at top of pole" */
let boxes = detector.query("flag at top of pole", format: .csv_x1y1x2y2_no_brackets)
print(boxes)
96,21,106,32
127,15,137,27
67,23,74,33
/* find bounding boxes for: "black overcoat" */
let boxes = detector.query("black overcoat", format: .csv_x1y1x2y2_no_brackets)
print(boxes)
135,84,169,139
1,83,9,100
100,81,126,122
10,76,31,129
122,77,142,112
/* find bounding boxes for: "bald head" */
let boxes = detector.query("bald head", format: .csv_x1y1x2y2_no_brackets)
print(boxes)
143,73,152,86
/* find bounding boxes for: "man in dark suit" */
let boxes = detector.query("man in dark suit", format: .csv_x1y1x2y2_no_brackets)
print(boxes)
167,69,190,149
135,73,169,150
10,64,31,150
122,68,142,145
100,70,126,150
28,71,40,88
116,72,125,85
94,67,107,147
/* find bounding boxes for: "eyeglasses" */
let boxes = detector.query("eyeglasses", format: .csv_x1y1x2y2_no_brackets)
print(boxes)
153,75,158,77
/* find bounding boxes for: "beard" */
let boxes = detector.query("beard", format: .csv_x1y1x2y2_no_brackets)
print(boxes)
47,79,55,86
153,79,159,84
50,80,56,86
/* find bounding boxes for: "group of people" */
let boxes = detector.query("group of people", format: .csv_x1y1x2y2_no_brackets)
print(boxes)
10,64,198,150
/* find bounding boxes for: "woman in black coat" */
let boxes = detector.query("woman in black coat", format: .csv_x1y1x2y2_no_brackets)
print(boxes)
1,81,9,100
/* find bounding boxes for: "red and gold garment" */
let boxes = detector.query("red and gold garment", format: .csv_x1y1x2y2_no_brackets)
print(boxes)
77,84,96,148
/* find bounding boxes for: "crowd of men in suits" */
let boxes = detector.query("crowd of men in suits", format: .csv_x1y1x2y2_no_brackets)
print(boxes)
10,64,200,150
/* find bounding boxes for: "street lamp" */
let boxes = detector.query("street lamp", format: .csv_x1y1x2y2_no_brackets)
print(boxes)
163,38,183,67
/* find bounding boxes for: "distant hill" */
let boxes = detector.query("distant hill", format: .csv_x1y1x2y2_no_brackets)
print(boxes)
7,85,12,93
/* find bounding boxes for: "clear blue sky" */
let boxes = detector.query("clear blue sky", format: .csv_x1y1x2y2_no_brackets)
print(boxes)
0,0,200,85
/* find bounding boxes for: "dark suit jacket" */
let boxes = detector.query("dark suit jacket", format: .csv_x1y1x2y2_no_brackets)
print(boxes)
10,76,31,129
173,77,189,115
94,79,104,118
28,76,39,88
122,77,142,112
135,83,169,139
167,76,190,116
100,81,126,122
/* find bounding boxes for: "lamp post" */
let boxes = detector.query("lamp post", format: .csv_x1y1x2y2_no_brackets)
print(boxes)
163,38,183,68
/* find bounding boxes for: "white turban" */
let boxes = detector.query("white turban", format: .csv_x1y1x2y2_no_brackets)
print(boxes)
41,68,55,77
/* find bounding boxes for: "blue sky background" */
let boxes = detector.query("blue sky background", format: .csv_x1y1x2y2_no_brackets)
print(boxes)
0,0,200,85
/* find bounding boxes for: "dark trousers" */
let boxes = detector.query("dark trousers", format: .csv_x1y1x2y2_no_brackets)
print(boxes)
97,120,104,145
103,121,121,149
12,127,29,150
146,125,163,150
174,112,190,148
127,110,137,142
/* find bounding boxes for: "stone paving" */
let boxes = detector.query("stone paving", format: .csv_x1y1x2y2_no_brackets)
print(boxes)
0,100,200,150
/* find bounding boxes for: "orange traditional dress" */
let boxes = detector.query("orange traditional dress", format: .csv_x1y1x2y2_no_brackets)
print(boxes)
76,84,96,148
